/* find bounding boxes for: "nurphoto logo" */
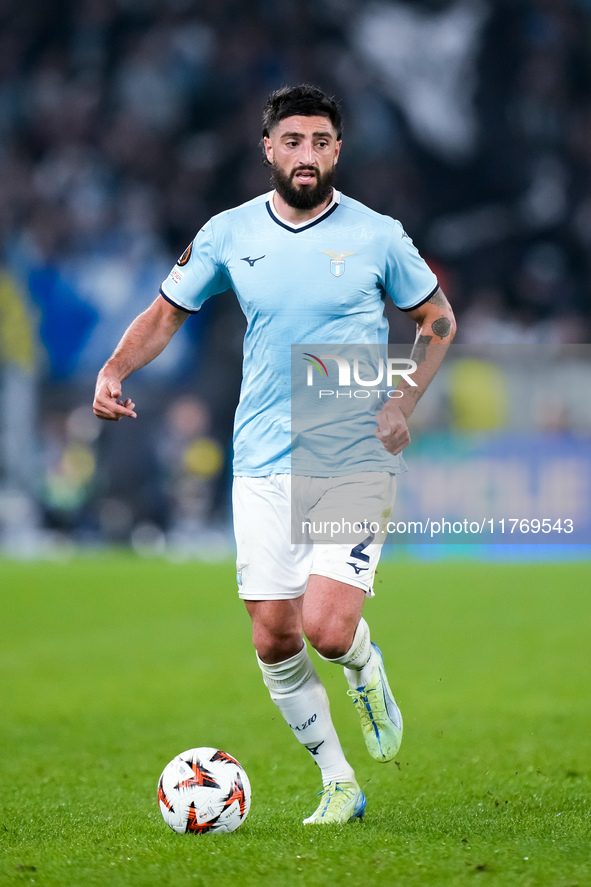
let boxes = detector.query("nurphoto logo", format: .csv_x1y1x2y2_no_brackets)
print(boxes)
303,353,417,399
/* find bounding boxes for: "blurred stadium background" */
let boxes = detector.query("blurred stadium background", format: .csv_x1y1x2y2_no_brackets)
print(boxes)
1,0,591,557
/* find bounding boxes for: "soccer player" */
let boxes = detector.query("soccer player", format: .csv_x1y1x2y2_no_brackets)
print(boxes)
93,85,456,824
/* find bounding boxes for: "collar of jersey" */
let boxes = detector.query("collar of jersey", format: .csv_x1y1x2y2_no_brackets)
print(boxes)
266,189,341,232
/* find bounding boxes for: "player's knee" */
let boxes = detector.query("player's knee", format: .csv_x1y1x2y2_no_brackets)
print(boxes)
304,619,350,660
252,626,302,664
246,599,303,663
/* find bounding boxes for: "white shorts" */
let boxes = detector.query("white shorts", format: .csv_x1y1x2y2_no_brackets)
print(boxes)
233,473,396,600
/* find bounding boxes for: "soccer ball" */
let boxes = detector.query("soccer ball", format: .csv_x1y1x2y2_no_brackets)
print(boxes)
157,747,251,835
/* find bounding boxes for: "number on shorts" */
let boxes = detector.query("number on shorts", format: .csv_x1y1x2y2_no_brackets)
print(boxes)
350,533,374,564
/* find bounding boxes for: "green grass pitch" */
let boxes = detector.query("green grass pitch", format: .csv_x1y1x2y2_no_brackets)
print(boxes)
0,556,589,887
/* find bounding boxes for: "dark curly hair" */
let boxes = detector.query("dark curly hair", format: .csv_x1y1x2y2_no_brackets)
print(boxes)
261,85,342,164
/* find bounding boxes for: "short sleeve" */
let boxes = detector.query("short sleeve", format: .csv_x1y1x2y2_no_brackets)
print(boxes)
383,220,438,311
160,219,230,313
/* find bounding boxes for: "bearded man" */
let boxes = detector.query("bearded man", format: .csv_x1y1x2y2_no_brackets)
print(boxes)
93,84,456,824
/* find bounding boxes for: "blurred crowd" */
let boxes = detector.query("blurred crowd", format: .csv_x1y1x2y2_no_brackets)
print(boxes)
1,0,591,548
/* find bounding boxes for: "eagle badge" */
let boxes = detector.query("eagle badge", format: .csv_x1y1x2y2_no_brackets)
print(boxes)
320,250,357,277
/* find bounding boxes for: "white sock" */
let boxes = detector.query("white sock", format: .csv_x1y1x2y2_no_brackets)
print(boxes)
319,618,378,689
257,646,355,786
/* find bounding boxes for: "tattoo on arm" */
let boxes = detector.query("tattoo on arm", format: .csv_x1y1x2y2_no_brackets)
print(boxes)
411,334,432,365
427,289,446,308
431,316,452,339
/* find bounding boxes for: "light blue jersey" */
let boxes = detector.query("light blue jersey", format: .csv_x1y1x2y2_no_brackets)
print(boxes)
160,190,438,476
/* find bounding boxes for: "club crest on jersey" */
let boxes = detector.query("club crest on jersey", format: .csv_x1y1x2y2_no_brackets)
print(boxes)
320,250,357,277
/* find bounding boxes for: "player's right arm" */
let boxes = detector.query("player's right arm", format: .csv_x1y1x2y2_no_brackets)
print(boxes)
93,295,188,421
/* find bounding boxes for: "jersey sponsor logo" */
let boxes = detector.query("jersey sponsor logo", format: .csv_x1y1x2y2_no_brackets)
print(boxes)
177,242,193,266
241,255,266,267
169,269,184,285
320,250,357,277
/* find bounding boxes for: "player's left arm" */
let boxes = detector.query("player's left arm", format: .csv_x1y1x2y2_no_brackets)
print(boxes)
375,287,456,455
